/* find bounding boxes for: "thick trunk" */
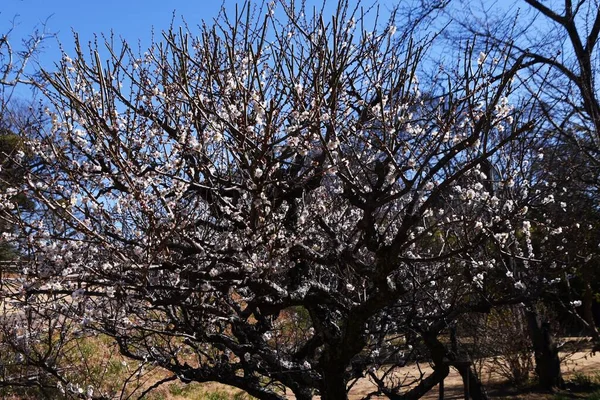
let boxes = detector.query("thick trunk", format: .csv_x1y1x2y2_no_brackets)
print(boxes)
396,365,449,400
385,332,449,399
454,365,489,400
291,387,314,400
320,368,347,400
525,309,564,390
450,324,489,400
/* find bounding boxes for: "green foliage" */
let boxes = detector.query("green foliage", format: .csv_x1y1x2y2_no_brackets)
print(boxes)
589,391,600,400
0,130,31,261
570,371,600,390
168,383,186,396
571,372,595,387
552,394,572,400
204,391,231,400
146,392,167,400
233,391,255,400
554,390,600,400
167,383,249,400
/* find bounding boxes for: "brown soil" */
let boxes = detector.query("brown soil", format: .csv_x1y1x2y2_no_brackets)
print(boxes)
156,342,600,399
341,349,600,399
278,344,600,399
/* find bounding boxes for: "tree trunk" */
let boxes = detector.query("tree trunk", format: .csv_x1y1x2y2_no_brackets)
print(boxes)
395,364,449,400
320,368,347,400
454,365,489,400
525,308,564,390
583,281,600,345
291,387,314,400
450,324,489,400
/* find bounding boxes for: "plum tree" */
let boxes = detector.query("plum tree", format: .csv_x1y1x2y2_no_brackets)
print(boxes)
0,1,555,399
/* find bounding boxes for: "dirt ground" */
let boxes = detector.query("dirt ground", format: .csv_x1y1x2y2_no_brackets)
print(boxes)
343,350,600,399
278,346,600,399
158,342,600,399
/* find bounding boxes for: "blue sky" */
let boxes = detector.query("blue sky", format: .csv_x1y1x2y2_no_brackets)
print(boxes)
2,0,370,71
2,0,400,102
2,0,235,70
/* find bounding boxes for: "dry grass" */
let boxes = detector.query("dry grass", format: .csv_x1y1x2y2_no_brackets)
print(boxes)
1,332,599,399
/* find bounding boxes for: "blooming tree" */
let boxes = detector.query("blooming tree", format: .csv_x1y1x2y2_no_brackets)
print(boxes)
447,0,600,388
0,1,549,399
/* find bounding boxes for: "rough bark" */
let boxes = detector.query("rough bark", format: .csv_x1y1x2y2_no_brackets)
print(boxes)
525,308,564,390
449,324,489,400
454,365,489,400
319,367,347,400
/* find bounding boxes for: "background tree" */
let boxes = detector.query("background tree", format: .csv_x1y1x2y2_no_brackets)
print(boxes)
0,12,51,261
442,0,600,390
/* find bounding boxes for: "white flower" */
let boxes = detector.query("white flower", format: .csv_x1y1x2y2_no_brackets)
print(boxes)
295,213,306,226
514,281,526,290
570,300,582,307
541,195,555,204
327,139,340,150
387,275,396,290
477,52,487,66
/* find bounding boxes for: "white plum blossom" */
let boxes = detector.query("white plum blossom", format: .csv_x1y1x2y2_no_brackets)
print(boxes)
0,1,559,397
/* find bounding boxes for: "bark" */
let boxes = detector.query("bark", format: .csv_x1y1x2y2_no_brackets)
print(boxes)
454,365,489,400
382,331,450,400
525,308,564,390
450,324,489,400
291,386,314,400
583,281,600,345
320,368,347,400
393,365,449,400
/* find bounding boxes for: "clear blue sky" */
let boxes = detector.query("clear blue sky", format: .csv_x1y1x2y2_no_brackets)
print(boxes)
2,0,235,70
2,0,376,71
1,0,400,102
0,0,329,100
